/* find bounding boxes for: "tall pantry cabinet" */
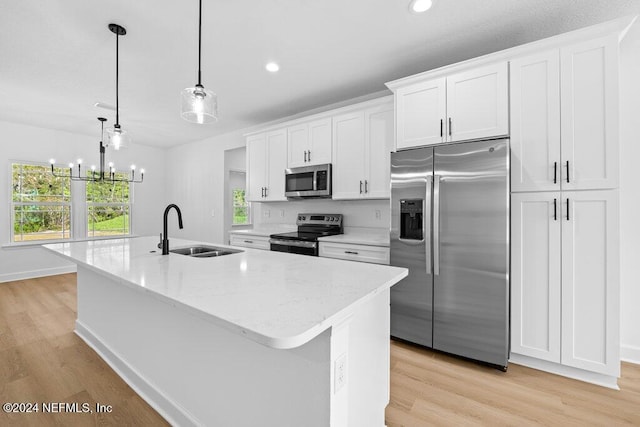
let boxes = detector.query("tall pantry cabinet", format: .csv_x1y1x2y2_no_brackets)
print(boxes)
510,35,620,378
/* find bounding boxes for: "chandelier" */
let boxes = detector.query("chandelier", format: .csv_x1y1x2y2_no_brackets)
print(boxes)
50,117,143,183
50,23,143,184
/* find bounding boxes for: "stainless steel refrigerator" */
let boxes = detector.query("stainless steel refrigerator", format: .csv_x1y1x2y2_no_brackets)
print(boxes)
390,139,509,369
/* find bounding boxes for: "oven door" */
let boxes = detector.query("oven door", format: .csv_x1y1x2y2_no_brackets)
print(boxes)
269,238,318,256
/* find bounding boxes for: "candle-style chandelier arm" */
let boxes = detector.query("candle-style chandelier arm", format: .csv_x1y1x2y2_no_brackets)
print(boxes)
49,117,144,183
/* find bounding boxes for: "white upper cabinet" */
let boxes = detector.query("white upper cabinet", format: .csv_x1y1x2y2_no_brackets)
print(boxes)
265,129,287,201
332,100,394,200
246,133,267,202
395,78,446,149
511,37,619,192
446,62,509,142
391,62,508,150
332,111,366,199
364,104,394,198
246,129,287,202
510,50,561,192
287,118,332,168
560,36,619,191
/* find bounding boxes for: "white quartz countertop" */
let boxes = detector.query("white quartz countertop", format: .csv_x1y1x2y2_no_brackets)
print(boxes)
318,228,390,247
44,236,407,350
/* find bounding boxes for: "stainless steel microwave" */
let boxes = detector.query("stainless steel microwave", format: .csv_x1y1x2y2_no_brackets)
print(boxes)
284,164,332,199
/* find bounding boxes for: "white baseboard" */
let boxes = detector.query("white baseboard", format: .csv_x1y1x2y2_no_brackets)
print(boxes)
75,321,200,427
621,345,640,364
0,265,77,283
509,353,619,390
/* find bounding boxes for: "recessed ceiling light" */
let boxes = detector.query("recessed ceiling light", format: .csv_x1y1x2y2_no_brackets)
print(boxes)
265,62,280,73
409,0,433,13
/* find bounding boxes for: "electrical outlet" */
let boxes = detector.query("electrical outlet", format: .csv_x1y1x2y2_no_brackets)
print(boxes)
263,209,270,218
279,209,285,218
334,353,347,393
375,209,381,220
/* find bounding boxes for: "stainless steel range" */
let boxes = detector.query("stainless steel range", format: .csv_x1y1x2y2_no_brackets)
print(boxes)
269,214,343,256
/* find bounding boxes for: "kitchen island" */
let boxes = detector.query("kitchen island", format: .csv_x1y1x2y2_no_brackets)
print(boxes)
44,236,408,426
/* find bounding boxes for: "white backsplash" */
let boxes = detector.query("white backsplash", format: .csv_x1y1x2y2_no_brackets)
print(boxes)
253,199,390,231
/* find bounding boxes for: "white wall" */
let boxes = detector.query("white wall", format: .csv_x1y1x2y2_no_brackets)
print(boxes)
619,21,640,364
0,121,167,282
165,130,246,245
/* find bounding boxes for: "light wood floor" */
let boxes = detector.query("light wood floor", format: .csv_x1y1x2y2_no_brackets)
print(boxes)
1,274,638,426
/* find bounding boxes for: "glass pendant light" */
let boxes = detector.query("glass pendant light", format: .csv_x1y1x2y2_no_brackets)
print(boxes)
181,0,218,124
105,23,131,149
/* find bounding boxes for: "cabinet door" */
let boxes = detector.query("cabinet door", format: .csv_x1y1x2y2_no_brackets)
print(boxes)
307,118,332,166
287,123,309,168
332,111,366,199
446,62,509,142
560,36,619,190
511,192,561,363
265,129,287,201
510,51,561,192
561,190,619,376
395,77,446,150
246,134,267,202
364,104,394,199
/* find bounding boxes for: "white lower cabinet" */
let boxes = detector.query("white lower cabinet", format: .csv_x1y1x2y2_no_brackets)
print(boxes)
511,190,619,377
229,234,271,251
319,242,390,265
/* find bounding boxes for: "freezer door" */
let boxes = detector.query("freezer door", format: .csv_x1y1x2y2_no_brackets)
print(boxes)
432,139,509,367
390,148,433,347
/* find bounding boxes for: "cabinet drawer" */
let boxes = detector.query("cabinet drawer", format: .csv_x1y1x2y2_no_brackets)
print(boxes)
319,242,389,265
229,234,271,250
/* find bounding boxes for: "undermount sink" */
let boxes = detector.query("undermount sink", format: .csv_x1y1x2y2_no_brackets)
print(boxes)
170,245,243,258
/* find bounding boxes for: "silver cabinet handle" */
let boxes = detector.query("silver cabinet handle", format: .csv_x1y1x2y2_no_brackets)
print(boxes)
304,151,307,162
364,180,368,193
359,180,363,194
244,240,254,244
433,175,441,276
308,150,311,162
344,250,359,255
264,187,268,197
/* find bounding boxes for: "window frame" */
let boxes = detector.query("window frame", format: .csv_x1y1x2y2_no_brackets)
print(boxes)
10,161,73,244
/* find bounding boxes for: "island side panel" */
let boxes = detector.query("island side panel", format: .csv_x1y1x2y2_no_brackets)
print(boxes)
75,266,332,426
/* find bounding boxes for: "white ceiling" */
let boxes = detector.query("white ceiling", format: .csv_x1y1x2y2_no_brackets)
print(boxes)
1,0,638,148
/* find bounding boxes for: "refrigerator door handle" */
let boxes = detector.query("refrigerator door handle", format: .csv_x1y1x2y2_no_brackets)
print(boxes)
433,175,440,276
425,176,433,274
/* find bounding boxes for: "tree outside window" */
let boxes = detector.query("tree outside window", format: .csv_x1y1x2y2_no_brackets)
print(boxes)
232,188,249,225
11,163,71,242
87,173,131,237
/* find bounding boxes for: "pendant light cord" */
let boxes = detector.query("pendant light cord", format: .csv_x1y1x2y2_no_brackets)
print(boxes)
198,0,202,86
115,32,120,126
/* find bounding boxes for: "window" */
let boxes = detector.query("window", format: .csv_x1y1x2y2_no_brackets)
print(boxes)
86,173,131,237
11,163,71,242
232,188,249,225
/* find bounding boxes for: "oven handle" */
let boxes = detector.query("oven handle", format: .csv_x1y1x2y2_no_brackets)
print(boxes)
269,239,318,248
